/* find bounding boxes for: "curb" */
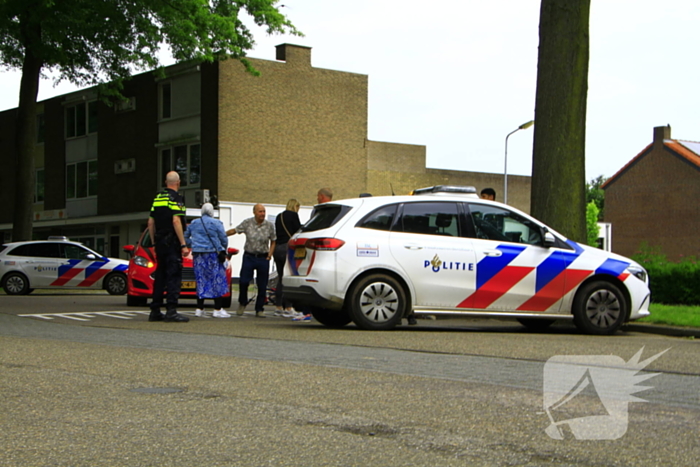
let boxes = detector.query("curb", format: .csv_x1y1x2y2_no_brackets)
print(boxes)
624,323,700,338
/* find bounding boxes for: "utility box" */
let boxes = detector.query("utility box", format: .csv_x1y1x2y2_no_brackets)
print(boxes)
597,222,612,252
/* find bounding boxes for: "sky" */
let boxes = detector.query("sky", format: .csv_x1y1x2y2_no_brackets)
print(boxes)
1,0,698,181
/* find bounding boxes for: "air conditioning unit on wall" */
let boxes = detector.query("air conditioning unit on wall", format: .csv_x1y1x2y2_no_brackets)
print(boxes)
195,189,210,206
114,158,136,174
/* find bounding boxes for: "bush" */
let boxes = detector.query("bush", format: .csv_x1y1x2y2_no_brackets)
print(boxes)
632,243,700,305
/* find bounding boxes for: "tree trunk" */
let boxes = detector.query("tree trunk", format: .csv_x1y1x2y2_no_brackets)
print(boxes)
531,0,590,243
12,17,43,241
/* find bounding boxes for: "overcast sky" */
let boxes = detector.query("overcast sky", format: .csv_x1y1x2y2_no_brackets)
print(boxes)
1,0,698,182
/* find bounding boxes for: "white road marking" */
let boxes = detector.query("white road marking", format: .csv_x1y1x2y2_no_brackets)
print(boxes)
18,311,152,321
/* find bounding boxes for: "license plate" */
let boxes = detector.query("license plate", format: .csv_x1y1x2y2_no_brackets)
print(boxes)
294,247,307,259
181,281,196,289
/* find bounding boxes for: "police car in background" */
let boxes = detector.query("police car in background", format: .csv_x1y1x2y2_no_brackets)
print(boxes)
0,237,128,295
283,186,651,335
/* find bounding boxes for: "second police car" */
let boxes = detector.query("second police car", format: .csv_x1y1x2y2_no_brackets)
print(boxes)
283,186,650,335
0,237,128,295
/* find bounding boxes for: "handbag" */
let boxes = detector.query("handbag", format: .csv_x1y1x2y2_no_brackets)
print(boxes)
201,217,226,263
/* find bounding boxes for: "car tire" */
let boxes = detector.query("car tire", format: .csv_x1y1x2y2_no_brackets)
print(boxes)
517,318,556,331
347,273,407,330
309,306,352,328
126,295,148,307
572,281,627,335
3,272,30,295
105,272,128,295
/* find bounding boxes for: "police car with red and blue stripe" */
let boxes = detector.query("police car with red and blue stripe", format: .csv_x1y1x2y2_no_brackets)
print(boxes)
283,186,650,334
1,237,129,295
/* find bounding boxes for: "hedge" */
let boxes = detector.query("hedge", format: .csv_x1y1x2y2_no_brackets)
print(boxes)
631,244,700,305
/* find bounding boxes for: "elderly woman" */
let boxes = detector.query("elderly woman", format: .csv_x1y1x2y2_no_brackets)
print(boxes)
184,203,230,318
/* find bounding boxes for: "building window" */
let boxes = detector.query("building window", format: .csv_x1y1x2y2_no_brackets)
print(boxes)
36,113,45,143
160,83,172,119
66,160,98,199
160,143,200,188
65,101,98,138
35,168,44,203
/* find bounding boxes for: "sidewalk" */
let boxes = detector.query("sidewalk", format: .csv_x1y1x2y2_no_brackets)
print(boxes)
625,322,700,338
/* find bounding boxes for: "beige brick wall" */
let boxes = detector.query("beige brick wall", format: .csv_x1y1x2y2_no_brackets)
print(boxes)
366,140,532,212
217,44,368,207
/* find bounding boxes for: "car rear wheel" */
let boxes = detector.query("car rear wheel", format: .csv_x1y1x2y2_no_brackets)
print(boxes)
347,273,407,330
573,281,627,335
3,272,30,295
309,306,352,328
126,295,148,307
517,318,556,331
105,272,127,295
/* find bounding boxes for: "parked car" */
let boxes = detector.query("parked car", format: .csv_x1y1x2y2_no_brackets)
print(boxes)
0,237,128,295
123,229,238,307
283,186,651,335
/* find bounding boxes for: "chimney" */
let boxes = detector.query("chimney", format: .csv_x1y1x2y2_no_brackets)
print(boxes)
275,43,312,67
653,125,671,147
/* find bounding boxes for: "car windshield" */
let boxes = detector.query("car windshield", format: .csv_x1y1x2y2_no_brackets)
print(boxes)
300,204,352,233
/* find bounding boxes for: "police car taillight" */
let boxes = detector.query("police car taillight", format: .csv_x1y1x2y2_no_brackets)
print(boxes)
305,238,345,251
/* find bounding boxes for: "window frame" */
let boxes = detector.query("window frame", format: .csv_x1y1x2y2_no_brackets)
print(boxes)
66,160,98,200
65,100,98,139
34,168,45,204
159,143,201,188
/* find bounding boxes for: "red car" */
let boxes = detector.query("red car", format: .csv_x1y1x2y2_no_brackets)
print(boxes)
123,229,238,307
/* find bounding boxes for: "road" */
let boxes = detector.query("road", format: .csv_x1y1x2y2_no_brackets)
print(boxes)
1,292,698,466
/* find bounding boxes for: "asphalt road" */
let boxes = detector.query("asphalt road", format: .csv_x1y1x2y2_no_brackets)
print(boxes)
1,292,698,466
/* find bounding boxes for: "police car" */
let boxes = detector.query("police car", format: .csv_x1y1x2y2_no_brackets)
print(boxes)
283,186,651,335
0,237,129,295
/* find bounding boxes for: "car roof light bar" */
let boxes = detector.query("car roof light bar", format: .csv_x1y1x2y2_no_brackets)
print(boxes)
411,185,477,195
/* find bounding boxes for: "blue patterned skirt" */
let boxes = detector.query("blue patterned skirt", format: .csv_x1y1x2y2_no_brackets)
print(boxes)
193,252,228,298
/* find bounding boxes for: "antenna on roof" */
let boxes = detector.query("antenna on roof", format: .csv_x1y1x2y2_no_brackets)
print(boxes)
390,183,395,196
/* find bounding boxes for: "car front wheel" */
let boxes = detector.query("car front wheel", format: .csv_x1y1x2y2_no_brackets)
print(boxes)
573,281,627,335
347,274,407,330
3,272,30,295
105,272,128,295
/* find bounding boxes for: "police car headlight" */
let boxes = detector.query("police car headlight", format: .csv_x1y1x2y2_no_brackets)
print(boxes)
134,256,154,268
627,265,648,283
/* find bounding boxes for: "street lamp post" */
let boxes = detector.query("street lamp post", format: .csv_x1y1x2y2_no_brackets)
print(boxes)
504,120,534,205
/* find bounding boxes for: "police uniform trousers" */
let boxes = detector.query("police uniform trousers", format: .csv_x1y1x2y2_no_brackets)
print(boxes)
151,242,182,314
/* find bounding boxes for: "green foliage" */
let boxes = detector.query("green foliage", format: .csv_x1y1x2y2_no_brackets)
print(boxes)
632,243,700,305
0,0,301,89
586,174,606,221
585,202,600,246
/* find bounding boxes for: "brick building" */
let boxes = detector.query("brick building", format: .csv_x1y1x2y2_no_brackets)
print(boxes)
603,125,700,261
0,44,531,257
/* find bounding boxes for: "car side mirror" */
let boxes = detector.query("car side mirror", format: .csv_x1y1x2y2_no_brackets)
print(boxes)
543,231,556,248
86,254,96,260
123,244,135,258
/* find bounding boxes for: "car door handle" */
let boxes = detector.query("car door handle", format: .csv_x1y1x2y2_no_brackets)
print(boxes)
484,250,502,257
404,244,423,250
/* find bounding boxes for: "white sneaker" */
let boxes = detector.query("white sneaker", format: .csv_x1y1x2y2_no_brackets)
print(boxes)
282,310,295,318
195,309,206,317
273,309,285,317
292,311,305,319
213,309,231,318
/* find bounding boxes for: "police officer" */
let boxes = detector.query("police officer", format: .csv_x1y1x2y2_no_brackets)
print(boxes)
148,171,190,323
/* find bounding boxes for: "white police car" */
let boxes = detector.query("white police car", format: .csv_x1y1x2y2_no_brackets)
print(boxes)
0,237,129,295
283,186,650,335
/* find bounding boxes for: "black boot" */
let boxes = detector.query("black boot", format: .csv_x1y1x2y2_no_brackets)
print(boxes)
149,310,165,322
164,310,189,323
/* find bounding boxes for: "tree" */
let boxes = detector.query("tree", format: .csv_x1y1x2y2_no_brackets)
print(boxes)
586,201,600,247
1,0,300,241
586,174,607,221
530,0,591,243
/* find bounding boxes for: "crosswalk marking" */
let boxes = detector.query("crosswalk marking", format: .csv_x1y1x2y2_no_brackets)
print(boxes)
19,311,153,321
